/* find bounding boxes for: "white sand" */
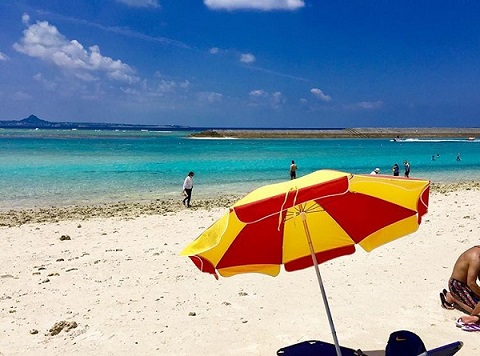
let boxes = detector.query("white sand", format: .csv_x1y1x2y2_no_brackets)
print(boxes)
1,189,479,355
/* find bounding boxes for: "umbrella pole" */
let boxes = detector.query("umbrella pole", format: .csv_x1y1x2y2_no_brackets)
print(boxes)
300,212,342,356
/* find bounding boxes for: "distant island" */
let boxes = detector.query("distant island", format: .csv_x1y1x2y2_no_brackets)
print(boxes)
0,115,189,131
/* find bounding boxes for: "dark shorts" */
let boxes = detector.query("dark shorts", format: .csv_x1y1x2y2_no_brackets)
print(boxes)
449,278,480,309
290,171,296,179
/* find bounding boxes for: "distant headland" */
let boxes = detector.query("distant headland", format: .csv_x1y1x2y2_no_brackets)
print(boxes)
190,128,480,139
0,114,188,131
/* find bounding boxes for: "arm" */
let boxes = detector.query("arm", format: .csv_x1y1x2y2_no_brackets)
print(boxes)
466,260,480,297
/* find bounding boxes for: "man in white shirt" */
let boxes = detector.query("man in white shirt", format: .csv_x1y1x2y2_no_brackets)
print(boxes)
370,168,380,175
182,171,194,207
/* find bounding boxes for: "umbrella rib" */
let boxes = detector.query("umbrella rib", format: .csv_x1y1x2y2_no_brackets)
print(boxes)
284,203,324,222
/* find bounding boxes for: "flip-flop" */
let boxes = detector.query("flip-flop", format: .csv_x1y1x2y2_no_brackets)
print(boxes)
456,318,466,328
461,323,480,332
440,292,455,310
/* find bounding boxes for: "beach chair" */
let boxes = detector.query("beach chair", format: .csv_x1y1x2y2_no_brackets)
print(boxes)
276,340,366,355
417,341,463,356
276,338,463,356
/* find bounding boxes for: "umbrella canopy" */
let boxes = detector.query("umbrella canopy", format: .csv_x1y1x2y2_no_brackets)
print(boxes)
181,170,430,279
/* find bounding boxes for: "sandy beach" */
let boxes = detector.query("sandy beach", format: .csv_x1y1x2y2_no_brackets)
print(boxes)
1,182,479,355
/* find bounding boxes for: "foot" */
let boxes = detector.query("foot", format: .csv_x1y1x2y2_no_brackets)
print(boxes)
443,289,457,305
460,315,480,324
440,291,455,310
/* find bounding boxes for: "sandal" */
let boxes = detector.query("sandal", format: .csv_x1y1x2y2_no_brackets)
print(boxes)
440,291,455,310
462,322,480,332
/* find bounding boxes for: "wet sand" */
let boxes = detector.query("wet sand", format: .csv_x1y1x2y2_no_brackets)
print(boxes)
1,182,478,227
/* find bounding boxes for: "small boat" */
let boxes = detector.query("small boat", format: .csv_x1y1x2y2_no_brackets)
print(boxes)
467,137,476,141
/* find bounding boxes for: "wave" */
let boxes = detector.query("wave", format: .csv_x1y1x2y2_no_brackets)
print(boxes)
189,136,239,140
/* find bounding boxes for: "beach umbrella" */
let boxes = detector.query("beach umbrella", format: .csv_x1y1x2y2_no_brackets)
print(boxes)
181,170,430,356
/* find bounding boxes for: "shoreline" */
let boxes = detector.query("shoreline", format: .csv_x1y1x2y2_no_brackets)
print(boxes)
190,127,480,139
1,181,478,227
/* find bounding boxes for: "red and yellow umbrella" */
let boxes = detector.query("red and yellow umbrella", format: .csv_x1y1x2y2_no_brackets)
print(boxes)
181,169,430,356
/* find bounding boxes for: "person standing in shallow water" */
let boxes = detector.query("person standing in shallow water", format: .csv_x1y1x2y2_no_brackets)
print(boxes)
392,163,399,176
182,171,194,207
289,160,297,180
403,160,410,178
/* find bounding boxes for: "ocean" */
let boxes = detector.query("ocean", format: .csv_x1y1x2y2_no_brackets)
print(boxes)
0,128,479,210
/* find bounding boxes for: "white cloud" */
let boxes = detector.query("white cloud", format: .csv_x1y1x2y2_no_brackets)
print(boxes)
271,91,285,108
204,0,304,11
121,87,140,95
240,53,255,63
356,101,383,109
249,89,267,97
13,91,32,100
115,0,160,8
33,73,57,90
13,16,139,84
134,77,191,100
22,13,30,25
179,80,190,88
209,47,220,54
249,89,284,108
157,80,176,94
310,88,332,102
0,52,9,61
75,72,98,82
197,91,223,103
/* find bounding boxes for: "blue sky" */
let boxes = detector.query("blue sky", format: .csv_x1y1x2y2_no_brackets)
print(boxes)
0,0,479,128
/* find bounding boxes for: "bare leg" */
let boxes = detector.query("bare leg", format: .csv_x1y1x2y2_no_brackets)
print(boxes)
470,302,480,315
445,293,480,324
446,291,474,314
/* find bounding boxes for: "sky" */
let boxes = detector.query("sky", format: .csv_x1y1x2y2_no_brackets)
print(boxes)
0,0,479,128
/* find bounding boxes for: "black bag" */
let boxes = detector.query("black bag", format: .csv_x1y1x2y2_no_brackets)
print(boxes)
385,330,426,356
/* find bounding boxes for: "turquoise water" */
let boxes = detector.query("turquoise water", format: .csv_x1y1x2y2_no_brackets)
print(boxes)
0,129,479,209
